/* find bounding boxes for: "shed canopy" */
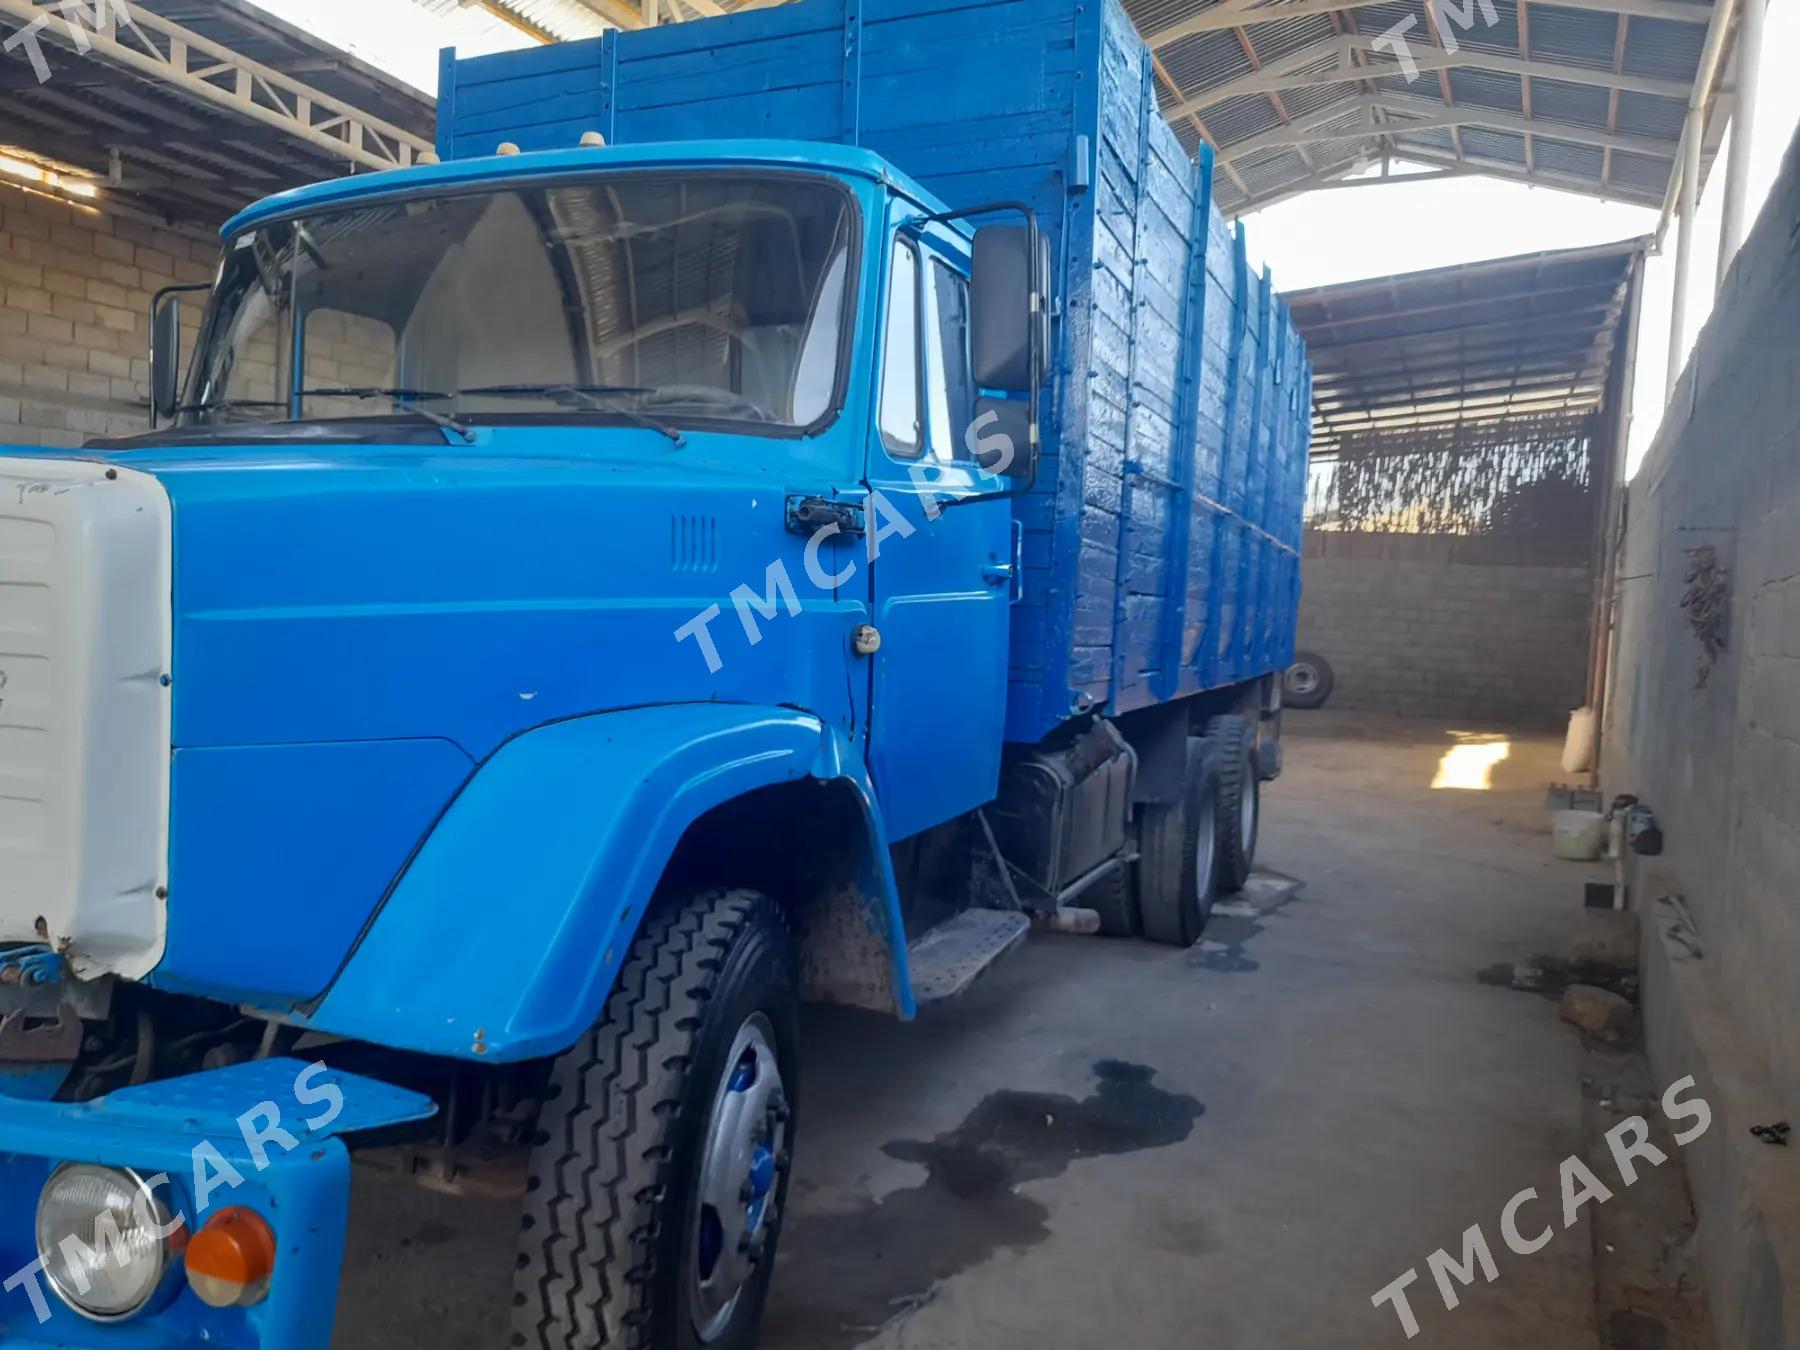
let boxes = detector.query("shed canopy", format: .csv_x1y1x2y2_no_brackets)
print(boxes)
1116,0,1734,214
1286,236,1643,452
0,0,434,223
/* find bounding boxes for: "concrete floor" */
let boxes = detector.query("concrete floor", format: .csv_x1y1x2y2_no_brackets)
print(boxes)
336,714,1694,1349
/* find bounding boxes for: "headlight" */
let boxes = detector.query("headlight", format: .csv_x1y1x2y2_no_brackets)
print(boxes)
35,1165,178,1321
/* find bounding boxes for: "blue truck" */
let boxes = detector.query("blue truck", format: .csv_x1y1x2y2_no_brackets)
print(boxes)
0,0,1308,1344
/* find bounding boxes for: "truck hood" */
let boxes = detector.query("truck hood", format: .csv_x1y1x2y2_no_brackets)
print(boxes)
113,437,860,758
0,436,864,1004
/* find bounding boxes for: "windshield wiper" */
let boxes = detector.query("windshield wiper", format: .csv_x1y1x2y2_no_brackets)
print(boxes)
459,383,686,447
302,385,451,402
299,386,476,444
174,398,288,417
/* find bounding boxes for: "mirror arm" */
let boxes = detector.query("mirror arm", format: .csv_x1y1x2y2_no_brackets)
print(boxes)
916,200,1046,508
147,281,212,428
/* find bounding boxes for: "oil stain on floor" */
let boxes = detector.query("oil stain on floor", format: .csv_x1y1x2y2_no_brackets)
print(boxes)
1188,871,1305,974
762,1060,1202,1350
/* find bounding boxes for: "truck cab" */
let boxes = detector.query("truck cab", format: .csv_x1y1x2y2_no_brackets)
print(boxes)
0,141,1057,1349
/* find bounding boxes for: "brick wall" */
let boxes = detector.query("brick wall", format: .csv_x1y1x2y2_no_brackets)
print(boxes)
0,186,213,449
1601,125,1800,1106
1297,532,1592,726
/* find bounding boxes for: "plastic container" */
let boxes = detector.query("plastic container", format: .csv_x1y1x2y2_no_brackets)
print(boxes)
1561,706,1598,774
1552,809,1607,861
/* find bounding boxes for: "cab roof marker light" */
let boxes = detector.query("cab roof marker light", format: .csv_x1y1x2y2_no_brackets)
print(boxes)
497,142,521,156
580,131,606,147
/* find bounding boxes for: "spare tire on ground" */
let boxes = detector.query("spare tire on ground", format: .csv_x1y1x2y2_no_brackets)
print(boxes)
1282,651,1334,710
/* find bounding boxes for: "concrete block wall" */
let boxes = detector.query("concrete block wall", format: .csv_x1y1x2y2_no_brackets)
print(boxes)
0,187,214,448
1296,537,1592,726
1601,126,1800,1347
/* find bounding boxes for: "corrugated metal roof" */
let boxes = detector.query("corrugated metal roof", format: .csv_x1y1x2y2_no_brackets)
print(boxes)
1287,237,1645,449
417,0,607,41
1116,0,1737,216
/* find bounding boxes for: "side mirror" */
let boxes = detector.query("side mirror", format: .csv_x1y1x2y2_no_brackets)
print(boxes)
970,224,1049,394
972,397,1033,479
151,294,183,423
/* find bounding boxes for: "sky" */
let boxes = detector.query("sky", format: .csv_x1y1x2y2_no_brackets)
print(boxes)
255,0,1798,477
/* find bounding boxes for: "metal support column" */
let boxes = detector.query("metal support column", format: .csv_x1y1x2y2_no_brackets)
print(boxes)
1716,0,1765,287
1665,122,1702,402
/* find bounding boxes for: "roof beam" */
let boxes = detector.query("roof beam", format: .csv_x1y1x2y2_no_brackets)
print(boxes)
1291,279,1626,329
1226,154,1369,216
1389,144,1663,205
1219,96,1680,161
1145,0,1710,45
1603,12,1630,187
1148,49,1251,194
1307,305,1623,361
1169,40,1687,116
0,0,432,170
572,0,654,27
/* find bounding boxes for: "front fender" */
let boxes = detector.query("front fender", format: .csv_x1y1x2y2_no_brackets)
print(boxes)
301,704,909,1061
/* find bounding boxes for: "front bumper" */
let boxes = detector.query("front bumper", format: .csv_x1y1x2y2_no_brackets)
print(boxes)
0,1058,434,1348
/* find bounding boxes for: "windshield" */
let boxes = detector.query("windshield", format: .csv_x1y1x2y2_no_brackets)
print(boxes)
180,172,858,436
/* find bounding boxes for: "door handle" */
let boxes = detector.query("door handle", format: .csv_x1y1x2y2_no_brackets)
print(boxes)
981,562,1016,587
786,494,864,538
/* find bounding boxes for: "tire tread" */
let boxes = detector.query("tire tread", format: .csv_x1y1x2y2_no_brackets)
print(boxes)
511,888,785,1350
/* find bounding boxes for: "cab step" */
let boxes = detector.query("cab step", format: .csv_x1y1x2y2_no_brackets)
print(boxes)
907,907,1031,1004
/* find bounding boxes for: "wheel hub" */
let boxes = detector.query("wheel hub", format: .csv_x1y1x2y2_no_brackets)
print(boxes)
690,1014,788,1343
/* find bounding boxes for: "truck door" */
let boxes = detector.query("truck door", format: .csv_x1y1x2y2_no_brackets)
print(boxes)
863,226,1016,841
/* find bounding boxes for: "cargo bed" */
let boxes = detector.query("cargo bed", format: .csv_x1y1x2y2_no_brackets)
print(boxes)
437,0,1311,742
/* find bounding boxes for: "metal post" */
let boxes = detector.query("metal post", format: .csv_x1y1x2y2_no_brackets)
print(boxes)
1666,121,1702,402
1717,0,1765,287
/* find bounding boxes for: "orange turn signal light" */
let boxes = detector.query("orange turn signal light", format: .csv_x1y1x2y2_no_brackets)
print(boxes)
184,1207,276,1309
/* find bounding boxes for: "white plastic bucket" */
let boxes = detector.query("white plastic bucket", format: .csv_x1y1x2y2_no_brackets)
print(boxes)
1553,809,1607,861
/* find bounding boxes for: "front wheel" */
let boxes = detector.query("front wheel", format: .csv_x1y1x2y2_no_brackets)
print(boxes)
512,888,799,1350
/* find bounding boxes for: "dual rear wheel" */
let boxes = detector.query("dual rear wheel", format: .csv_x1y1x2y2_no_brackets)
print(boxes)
1130,714,1261,946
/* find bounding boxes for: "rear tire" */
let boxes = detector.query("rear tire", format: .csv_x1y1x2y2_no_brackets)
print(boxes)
512,888,799,1350
1207,714,1260,894
1086,861,1139,937
1135,738,1221,946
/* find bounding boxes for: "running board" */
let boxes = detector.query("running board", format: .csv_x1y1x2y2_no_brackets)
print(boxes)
907,908,1031,1004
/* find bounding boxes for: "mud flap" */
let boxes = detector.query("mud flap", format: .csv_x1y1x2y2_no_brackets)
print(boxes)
0,1058,435,1348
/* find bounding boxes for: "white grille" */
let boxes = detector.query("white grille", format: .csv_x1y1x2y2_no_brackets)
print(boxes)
0,457,171,980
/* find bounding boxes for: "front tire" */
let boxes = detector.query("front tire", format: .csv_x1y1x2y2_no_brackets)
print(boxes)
512,888,799,1350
